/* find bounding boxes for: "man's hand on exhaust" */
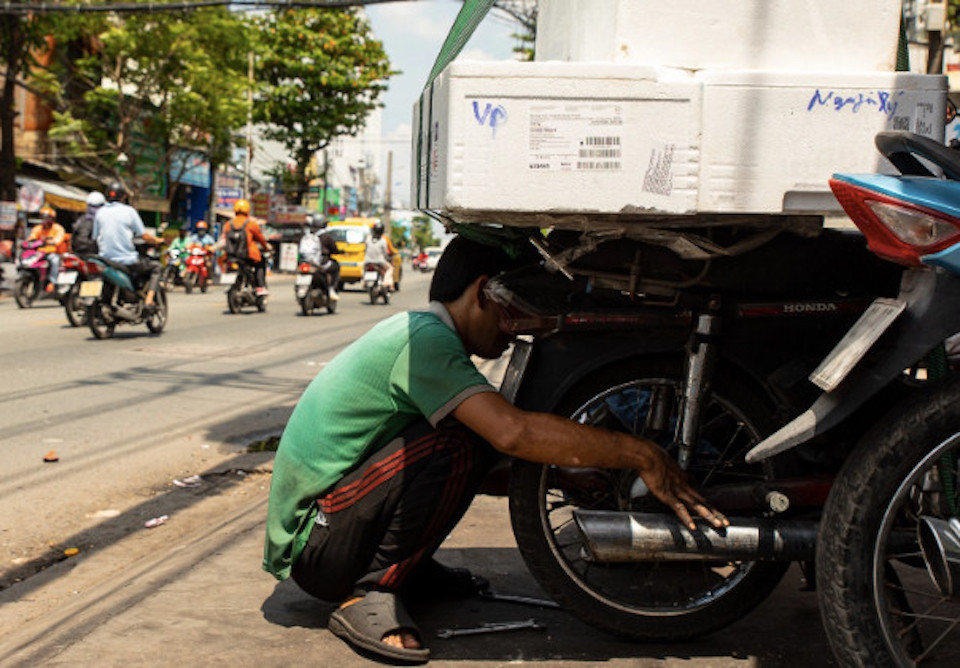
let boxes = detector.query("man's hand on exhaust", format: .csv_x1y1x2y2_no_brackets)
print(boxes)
640,445,729,531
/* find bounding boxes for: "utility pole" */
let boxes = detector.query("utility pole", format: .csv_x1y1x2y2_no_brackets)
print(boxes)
382,150,393,235
244,50,254,198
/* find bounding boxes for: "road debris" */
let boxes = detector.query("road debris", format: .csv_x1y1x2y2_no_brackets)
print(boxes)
478,590,561,608
63,547,79,557
435,619,546,638
42,450,59,463
144,515,169,528
173,474,203,488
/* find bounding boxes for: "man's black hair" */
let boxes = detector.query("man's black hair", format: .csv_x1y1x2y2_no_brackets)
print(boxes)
429,235,517,303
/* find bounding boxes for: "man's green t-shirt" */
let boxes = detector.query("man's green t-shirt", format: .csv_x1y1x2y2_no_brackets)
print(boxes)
262,304,495,580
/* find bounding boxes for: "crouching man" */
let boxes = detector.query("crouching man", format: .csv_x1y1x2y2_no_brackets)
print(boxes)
262,235,727,663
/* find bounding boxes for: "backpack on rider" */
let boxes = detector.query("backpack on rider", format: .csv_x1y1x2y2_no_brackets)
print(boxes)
224,220,249,261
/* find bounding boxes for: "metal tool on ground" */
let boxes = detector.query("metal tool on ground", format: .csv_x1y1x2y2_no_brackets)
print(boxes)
435,618,545,638
478,590,560,609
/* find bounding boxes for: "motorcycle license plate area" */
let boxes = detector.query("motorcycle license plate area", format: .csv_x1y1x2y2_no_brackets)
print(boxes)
220,273,236,285
809,297,906,392
56,271,78,285
363,270,379,282
79,280,102,298
296,274,313,286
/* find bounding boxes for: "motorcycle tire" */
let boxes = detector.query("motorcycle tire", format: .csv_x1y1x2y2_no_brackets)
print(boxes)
199,274,207,293
300,296,313,316
509,356,789,642
327,298,337,315
64,284,86,327
14,276,36,308
227,287,241,314
369,286,377,305
817,378,960,667
256,295,266,312
146,289,168,334
88,300,115,339
184,272,195,294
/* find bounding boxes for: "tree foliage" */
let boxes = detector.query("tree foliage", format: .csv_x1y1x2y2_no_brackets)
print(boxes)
410,214,438,252
252,8,394,204
38,6,249,202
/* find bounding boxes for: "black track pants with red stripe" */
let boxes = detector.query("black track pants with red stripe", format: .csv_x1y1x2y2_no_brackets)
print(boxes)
290,419,497,603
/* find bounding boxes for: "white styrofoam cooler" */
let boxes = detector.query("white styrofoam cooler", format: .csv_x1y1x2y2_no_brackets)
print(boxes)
413,61,947,223
535,0,902,74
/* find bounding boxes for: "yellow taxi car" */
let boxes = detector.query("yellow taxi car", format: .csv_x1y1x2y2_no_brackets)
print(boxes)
327,218,403,290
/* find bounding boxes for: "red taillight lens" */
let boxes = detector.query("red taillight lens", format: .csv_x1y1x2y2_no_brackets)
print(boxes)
830,178,960,266
299,262,312,273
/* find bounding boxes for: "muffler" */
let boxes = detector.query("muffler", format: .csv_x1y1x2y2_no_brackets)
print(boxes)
574,510,818,562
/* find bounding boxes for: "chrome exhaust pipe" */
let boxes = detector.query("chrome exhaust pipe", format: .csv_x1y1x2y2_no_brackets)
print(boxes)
574,510,818,562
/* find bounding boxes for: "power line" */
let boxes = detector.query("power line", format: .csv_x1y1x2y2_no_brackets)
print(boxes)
0,0,413,15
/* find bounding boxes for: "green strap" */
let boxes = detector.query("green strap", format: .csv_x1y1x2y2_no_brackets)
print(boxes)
897,12,910,72
423,0,495,90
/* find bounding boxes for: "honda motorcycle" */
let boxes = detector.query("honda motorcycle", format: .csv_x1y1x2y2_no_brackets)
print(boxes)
182,244,210,294
160,246,184,289
222,258,266,313
13,239,67,308
460,207,903,643
80,252,167,339
295,260,336,316
743,131,960,666
362,262,390,305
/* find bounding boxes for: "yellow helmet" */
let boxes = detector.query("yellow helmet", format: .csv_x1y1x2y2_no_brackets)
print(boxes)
40,206,56,221
234,199,250,215
196,220,208,231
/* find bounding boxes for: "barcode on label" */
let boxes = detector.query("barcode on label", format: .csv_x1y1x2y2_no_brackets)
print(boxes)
584,136,621,146
579,148,622,158
577,161,622,170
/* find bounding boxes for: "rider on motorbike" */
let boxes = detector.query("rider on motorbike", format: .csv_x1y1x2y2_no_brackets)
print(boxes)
298,214,340,301
71,192,105,258
223,199,271,296
363,222,395,291
93,182,162,312
188,220,216,274
27,206,65,291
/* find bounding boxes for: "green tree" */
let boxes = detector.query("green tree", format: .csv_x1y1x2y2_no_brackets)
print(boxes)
410,214,438,252
39,7,249,204
252,8,394,205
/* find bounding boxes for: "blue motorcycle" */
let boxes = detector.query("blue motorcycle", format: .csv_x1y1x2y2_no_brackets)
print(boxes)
80,252,167,339
749,131,960,666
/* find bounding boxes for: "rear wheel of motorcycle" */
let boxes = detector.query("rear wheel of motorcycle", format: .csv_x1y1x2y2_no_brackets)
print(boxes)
817,379,960,667
88,300,115,339
227,287,241,314
326,298,337,315
300,295,313,316
256,295,266,312
14,276,35,308
369,286,377,305
509,356,789,641
64,284,86,327
146,289,167,334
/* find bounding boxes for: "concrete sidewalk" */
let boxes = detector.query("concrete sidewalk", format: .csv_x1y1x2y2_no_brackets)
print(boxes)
0,457,834,667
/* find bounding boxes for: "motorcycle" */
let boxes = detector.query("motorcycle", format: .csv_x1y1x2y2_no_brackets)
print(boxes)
13,239,68,308
362,262,390,305
59,252,99,327
468,214,902,642
295,260,337,316
743,131,960,666
160,247,184,289
80,251,168,339
182,244,210,294
222,258,266,313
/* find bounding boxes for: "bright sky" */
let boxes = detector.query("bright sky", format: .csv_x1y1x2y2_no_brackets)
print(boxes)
366,1,523,209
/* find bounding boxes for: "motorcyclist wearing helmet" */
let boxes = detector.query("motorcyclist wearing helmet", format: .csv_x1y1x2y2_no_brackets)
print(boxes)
298,214,341,301
363,221,395,291
93,181,162,311
72,192,105,257
223,198,271,295
27,206,66,291
187,219,216,276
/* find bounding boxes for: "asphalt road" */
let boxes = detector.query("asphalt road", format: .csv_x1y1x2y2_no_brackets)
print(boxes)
0,265,432,588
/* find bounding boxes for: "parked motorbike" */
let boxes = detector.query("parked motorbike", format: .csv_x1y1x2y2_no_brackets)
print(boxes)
466,213,902,642
295,260,336,315
743,131,960,666
362,262,390,305
160,247,184,289
80,252,168,339
222,259,266,313
182,244,210,294
60,252,98,327
13,239,67,308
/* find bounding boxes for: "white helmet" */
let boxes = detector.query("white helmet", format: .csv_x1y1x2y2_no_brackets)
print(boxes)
86,191,106,207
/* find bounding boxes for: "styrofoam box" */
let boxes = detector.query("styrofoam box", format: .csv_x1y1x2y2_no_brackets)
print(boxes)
699,70,947,213
535,0,902,73
413,62,703,219
413,61,946,223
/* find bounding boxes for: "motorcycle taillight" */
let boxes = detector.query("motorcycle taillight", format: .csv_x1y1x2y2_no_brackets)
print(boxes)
86,261,103,275
830,177,960,266
299,262,312,273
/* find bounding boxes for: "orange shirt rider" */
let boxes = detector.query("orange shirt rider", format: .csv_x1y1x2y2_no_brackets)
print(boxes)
223,199,269,262
28,207,66,253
